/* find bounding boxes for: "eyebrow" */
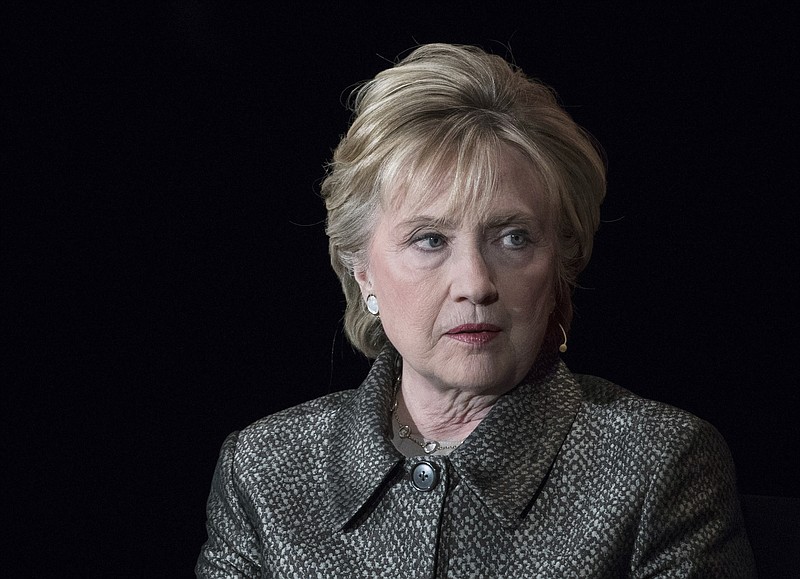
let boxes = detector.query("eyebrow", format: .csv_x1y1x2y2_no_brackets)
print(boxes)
482,212,543,230
397,215,457,230
398,211,543,231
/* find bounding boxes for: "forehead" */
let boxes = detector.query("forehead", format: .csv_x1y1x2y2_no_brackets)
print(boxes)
384,145,552,224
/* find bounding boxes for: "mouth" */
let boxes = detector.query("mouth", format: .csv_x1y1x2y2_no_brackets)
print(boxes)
445,323,502,345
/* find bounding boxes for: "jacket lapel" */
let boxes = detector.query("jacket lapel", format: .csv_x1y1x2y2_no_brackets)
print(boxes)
318,349,582,533
322,346,404,532
449,360,582,528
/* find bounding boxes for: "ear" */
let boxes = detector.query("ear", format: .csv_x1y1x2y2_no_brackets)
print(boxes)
354,267,372,299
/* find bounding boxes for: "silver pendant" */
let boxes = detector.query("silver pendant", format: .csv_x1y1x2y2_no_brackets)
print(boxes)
423,441,439,454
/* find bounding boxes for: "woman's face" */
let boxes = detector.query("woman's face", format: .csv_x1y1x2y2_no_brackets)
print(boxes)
356,148,558,396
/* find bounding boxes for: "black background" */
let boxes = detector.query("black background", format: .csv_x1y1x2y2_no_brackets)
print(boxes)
6,2,798,575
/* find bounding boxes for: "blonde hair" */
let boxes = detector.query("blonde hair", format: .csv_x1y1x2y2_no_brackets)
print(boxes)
321,43,606,358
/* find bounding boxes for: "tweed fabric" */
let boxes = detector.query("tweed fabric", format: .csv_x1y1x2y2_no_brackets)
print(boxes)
197,347,755,577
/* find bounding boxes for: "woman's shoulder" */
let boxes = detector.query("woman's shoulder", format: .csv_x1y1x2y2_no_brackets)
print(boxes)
571,373,726,451
249,389,354,434
223,390,357,464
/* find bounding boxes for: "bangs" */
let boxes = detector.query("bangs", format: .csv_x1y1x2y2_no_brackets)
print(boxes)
378,115,546,221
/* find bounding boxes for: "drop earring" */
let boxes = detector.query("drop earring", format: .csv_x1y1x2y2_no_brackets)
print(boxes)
366,294,379,315
558,323,568,353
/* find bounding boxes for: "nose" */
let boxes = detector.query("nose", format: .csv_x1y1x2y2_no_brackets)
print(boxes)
450,245,498,305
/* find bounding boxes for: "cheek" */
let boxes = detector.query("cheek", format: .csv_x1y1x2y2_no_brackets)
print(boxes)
507,261,556,311
510,294,554,327
384,277,440,326
377,272,445,349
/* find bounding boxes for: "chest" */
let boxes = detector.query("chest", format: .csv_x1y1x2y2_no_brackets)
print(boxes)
253,457,643,578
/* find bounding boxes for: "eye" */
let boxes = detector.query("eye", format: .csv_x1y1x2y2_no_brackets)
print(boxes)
500,231,529,249
412,232,447,251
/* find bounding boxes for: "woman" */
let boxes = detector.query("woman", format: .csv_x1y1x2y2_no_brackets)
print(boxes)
197,44,755,577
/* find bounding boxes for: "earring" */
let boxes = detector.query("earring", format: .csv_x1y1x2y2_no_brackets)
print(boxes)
558,323,568,353
366,294,379,315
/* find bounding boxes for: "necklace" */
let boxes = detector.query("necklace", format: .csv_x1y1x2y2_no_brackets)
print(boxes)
391,397,463,455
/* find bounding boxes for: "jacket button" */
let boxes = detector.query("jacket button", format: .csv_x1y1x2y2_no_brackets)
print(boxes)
410,461,438,491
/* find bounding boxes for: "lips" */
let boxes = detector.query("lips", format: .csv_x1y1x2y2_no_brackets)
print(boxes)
445,323,501,344
447,323,501,334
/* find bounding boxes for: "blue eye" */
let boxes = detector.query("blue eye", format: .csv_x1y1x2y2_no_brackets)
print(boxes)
413,233,446,251
501,231,528,248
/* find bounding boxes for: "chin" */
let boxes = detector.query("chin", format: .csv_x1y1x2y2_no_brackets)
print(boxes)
439,358,520,394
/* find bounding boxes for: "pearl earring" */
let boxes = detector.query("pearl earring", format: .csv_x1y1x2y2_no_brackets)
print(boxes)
366,294,379,315
558,323,568,353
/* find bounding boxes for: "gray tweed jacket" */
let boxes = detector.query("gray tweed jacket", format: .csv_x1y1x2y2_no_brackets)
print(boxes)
197,348,755,578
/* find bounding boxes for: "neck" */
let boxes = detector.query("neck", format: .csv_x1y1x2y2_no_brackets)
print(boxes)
395,375,499,443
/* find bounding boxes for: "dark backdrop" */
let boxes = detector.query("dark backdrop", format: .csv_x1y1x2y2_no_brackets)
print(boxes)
6,2,798,575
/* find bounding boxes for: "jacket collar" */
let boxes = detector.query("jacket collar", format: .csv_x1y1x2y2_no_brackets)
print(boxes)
449,359,582,528
320,347,582,532
322,346,404,532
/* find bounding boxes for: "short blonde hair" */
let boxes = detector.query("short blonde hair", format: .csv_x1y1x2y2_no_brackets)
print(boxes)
321,43,606,358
